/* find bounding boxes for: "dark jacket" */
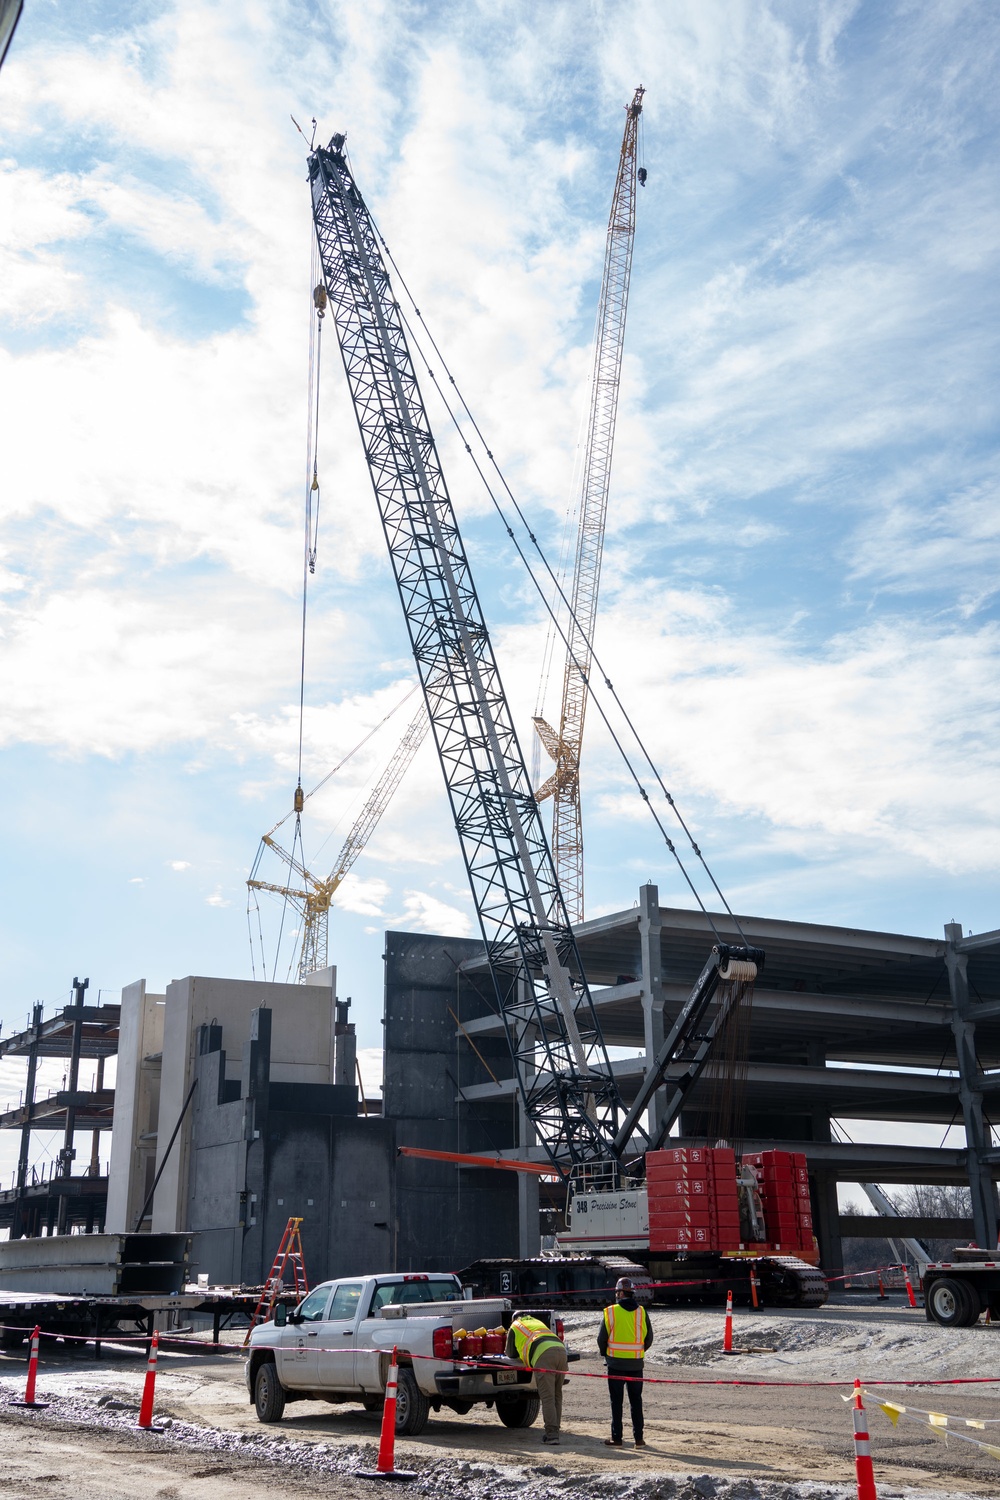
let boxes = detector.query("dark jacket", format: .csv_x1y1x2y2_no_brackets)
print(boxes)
597,1297,653,1375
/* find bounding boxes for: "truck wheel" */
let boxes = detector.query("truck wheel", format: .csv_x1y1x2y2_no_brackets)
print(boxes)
927,1277,975,1327
394,1368,430,1436
496,1394,541,1429
254,1359,286,1422
362,1395,384,1412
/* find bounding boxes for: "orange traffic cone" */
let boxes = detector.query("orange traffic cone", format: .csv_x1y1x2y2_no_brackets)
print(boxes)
876,1272,886,1300
9,1325,50,1409
359,1345,416,1482
749,1264,760,1309
137,1331,165,1431
851,1380,878,1499
723,1289,734,1353
902,1265,917,1309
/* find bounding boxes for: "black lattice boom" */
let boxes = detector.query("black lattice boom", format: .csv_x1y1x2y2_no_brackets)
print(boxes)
308,136,631,1170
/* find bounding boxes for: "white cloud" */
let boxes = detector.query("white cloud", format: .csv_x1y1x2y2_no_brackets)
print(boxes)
205,891,230,908
168,860,191,871
397,890,473,938
334,873,391,919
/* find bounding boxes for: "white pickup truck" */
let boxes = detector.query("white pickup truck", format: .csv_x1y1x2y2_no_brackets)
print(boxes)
245,1271,566,1436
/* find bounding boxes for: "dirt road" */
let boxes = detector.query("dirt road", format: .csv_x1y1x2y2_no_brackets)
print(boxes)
1,1298,997,1499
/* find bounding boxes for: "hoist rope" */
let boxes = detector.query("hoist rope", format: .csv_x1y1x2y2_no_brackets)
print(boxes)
297,239,325,798
264,682,419,839
370,224,745,945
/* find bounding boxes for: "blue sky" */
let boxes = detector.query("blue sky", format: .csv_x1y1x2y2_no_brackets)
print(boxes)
1,2,999,1181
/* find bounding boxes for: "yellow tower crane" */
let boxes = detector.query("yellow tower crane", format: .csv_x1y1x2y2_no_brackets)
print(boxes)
533,86,646,924
248,701,428,982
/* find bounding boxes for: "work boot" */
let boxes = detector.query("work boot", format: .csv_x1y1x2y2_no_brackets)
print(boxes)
604,1438,623,1446
542,1432,560,1444
634,1438,646,1448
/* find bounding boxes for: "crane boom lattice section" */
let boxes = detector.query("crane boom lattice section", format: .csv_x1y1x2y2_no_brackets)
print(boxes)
534,86,645,922
308,135,630,1169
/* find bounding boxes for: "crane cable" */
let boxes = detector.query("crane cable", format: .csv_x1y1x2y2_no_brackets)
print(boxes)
251,250,328,982
365,213,746,945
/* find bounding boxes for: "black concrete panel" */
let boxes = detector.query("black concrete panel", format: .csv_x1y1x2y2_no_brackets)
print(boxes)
268,1082,357,1116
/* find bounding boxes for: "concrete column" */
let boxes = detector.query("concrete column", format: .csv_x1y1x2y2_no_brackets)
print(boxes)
812,1172,843,1279
333,997,357,1089
638,883,665,1138
944,922,999,1249
12,1003,42,1239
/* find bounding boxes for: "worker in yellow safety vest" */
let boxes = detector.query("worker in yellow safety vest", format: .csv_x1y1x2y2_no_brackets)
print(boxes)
597,1277,653,1447
504,1311,568,1443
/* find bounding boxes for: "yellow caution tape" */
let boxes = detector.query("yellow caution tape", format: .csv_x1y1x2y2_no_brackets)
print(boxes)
875,1400,1000,1462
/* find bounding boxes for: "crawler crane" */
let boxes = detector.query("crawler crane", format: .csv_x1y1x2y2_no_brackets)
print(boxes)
306,112,826,1308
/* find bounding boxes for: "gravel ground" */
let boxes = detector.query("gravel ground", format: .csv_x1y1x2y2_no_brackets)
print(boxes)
0,1296,997,1500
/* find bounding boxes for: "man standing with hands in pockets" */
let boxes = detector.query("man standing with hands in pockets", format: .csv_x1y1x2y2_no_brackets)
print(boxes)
597,1277,653,1448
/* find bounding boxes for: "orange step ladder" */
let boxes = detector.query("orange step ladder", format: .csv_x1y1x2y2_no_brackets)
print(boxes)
242,1216,310,1345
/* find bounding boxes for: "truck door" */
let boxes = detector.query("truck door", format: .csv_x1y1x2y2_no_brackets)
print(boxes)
313,1281,365,1389
276,1284,332,1388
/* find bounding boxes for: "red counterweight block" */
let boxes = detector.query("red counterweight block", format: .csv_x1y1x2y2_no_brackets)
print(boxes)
753,1150,814,1253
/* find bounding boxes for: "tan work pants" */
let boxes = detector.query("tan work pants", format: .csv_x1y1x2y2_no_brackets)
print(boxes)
533,1342,569,1433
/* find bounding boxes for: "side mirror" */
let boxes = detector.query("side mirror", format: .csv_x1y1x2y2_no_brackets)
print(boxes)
273,1302,287,1327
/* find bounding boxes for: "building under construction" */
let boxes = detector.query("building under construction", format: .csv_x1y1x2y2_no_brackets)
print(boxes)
2,888,997,1286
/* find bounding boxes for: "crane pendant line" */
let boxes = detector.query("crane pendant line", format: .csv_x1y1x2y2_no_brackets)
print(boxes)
308,135,632,1169
534,85,645,924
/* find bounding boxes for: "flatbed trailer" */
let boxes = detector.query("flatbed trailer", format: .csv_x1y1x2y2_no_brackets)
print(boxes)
0,1287,293,1349
923,1250,1000,1326
461,1250,827,1310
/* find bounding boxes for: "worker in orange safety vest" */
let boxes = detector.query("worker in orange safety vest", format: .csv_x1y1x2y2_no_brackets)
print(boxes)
505,1311,568,1443
597,1277,653,1447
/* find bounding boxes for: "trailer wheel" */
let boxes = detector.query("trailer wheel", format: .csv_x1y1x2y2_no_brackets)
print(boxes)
496,1393,541,1428
927,1277,976,1327
394,1368,430,1436
254,1358,286,1422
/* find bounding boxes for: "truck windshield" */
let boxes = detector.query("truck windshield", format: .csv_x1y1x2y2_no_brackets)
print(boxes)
368,1278,462,1316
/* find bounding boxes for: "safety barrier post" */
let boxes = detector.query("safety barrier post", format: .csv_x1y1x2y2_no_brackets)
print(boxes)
749,1264,760,1309
902,1265,917,1309
359,1346,416,1482
723,1289,734,1352
137,1331,164,1430
9,1325,50,1409
877,1271,886,1300
851,1379,878,1499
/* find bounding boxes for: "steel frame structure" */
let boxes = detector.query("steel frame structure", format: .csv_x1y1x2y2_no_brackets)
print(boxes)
534,86,644,922
308,134,629,1169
